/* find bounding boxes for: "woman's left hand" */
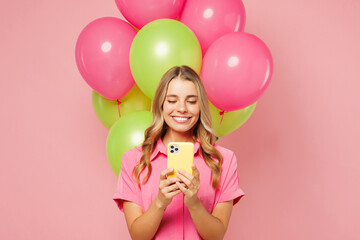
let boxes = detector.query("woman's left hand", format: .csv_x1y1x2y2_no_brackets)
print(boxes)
176,164,201,208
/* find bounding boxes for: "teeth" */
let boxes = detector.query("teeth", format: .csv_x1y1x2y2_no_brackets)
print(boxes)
173,117,189,122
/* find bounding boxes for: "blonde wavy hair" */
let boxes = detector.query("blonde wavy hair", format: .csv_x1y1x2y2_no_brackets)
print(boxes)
134,65,223,188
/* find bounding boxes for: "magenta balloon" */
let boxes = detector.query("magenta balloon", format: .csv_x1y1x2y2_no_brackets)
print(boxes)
201,32,273,111
115,0,186,29
180,0,246,55
75,17,136,100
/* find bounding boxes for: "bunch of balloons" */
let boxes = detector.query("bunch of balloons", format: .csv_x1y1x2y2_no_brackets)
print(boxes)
75,0,273,176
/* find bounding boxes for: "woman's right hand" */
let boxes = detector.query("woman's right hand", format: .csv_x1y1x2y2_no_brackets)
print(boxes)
155,168,182,210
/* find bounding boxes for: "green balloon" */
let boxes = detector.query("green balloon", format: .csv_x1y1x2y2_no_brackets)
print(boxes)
92,85,151,129
209,102,257,137
130,19,202,99
106,111,153,176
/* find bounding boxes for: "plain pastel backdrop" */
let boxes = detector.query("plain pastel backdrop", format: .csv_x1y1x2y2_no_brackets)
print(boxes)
1,0,359,239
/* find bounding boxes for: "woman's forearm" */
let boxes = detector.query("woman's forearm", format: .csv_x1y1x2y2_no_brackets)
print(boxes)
187,198,226,240
129,197,165,240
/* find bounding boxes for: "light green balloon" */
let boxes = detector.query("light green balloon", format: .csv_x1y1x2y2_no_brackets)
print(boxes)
130,19,202,99
209,102,257,137
106,111,153,176
92,85,151,129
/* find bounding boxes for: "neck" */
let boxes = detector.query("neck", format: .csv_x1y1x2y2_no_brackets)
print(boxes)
162,129,194,147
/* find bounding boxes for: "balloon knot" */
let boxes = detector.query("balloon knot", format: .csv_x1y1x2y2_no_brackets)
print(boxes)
219,110,225,128
116,99,121,117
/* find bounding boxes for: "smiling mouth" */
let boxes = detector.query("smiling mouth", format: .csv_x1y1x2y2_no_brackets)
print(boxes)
172,116,191,123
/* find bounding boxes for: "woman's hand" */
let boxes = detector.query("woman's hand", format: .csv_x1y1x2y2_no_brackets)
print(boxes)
155,168,182,210
176,164,201,208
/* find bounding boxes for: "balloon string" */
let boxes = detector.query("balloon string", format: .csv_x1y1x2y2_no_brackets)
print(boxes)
100,99,122,118
219,110,225,128
116,99,122,118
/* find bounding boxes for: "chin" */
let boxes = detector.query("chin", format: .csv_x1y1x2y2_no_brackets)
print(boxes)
172,123,198,135
176,128,193,134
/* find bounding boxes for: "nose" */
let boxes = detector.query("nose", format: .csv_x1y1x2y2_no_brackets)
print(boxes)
177,100,187,113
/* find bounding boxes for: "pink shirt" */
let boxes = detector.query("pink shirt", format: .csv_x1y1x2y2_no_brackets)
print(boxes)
113,139,245,240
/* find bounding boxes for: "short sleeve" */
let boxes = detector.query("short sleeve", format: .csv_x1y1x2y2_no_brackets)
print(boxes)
217,152,245,206
113,150,143,212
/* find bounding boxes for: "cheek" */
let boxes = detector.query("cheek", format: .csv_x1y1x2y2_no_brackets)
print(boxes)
190,105,200,117
162,103,170,114
162,104,175,120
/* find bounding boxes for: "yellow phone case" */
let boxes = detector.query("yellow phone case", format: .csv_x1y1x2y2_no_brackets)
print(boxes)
167,142,194,178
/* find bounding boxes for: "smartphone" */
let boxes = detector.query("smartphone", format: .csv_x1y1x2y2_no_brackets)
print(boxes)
167,142,194,178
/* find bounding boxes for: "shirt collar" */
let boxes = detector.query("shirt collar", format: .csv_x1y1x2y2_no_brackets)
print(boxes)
150,138,201,161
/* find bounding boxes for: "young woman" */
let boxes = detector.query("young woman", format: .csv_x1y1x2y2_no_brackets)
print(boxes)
113,65,245,240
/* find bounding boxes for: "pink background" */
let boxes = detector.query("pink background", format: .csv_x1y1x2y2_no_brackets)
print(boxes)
1,0,359,239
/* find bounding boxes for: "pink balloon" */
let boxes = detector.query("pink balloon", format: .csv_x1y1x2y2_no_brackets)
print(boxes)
201,32,273,111
75,17,136,100
115,0,185,29
180,0,246,55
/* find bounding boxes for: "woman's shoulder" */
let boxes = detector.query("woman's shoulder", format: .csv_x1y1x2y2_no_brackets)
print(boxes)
213,144,239,172
123,145,143,155
121,146,143,165
213,143,235,158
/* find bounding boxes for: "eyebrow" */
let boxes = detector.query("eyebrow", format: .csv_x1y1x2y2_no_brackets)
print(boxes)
166,94,198,98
